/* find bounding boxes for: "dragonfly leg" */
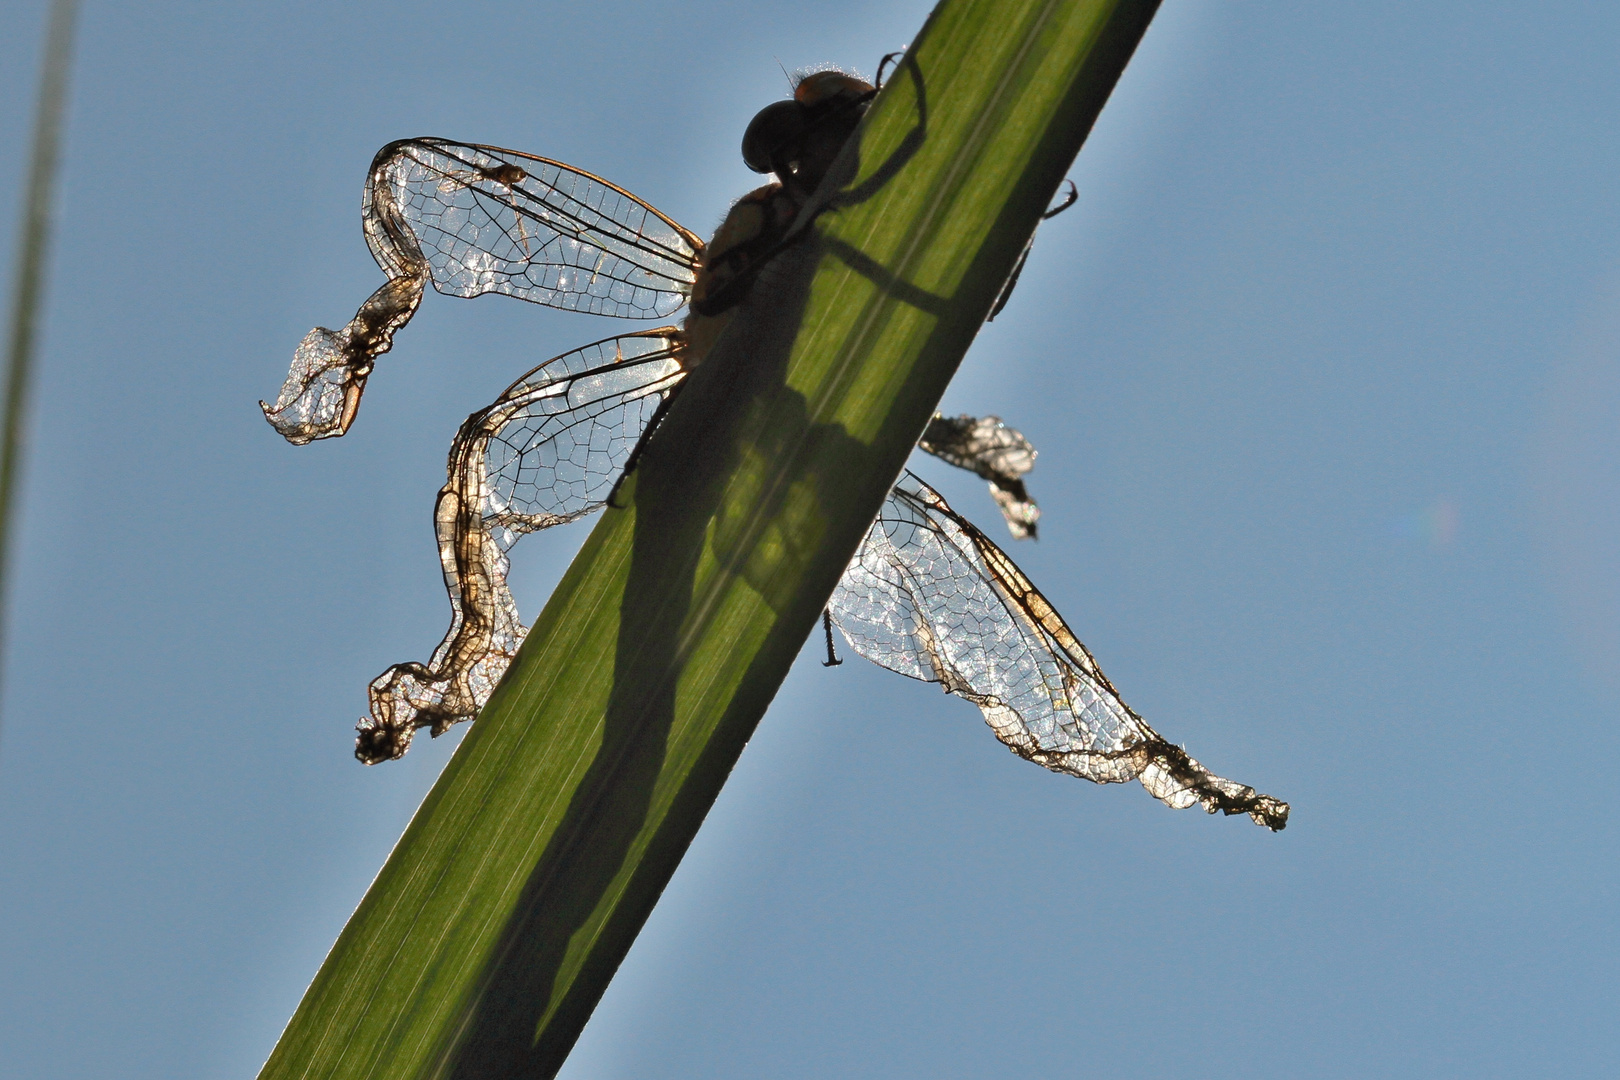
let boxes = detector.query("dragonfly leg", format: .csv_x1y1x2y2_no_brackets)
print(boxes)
606,390,678,509
874,49,905,89
821,608,843,667
987,179,1078,322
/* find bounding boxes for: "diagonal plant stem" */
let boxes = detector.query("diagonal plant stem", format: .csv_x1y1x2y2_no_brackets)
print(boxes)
0,0,81,733
257,1,1162,1076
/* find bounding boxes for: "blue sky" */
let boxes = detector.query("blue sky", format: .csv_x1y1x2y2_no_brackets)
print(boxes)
1,1,1617,1077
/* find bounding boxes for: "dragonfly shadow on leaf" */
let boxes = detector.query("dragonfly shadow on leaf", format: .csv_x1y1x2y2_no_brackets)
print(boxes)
820,234,951,318
435,197,885,1080
816,48,928,216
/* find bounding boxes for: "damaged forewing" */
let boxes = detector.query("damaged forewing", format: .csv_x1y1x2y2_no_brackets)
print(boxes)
263,138,700,444
919,413,1041,539
356,331,688,762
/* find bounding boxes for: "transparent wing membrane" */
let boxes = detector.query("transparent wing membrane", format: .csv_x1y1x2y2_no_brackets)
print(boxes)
829,475,1288,829
373,139,701,317
356,331,688,763
262,138,700,444
918,413,1041,539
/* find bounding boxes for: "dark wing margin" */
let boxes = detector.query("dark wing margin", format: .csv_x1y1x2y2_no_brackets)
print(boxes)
828,474,1288,830
356,330,689,763
918,413,1041,539
262,138,702,445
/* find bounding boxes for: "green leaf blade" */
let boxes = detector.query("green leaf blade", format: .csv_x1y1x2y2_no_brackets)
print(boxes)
258,1,1161,1076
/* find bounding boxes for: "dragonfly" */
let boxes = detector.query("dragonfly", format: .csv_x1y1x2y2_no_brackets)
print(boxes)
263,67,1288,830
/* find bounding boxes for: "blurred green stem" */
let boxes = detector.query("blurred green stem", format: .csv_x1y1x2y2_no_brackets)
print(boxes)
0,0,80,731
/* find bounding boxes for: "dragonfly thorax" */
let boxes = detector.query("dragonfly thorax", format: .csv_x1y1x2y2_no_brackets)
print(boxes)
683,182,800,361
686,71,876,352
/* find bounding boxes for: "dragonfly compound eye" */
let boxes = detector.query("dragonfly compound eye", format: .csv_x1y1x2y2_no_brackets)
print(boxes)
742,100,806,175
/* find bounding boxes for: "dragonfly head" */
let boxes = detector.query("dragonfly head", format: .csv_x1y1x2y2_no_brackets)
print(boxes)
741,69,875,199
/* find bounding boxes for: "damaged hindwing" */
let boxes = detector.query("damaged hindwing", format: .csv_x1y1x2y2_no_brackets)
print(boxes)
828,476,1288,830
